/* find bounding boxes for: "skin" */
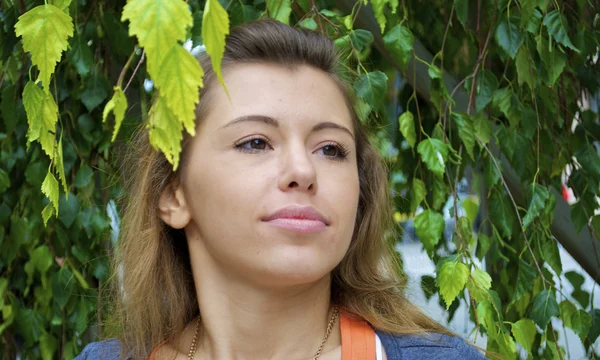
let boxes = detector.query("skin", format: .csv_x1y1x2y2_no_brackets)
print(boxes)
158,62,378,360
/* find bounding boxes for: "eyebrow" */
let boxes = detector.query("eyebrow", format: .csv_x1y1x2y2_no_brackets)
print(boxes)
220,115,355,140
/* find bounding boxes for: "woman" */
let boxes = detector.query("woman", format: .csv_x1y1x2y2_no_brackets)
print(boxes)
76,19,487,360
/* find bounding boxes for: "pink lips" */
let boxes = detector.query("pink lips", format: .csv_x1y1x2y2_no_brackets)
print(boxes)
262,205,329,233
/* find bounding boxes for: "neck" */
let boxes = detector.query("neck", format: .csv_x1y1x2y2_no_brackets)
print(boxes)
187,243,341,360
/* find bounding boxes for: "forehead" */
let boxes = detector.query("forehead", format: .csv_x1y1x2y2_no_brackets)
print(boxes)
200,62,354,131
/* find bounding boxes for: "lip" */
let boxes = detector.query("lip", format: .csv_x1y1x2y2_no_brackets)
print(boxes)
262,205,329,233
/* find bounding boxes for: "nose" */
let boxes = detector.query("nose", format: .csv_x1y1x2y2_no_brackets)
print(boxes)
277,141,317,193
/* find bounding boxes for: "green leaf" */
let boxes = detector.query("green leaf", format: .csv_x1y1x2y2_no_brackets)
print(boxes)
497,332,517,359
75,165,93,189
39,332,58,360
41,169,59,215
58,192,79,229
398,111,416,148
511,319,536,353
371,0,389,32
432,176,449,210
472,114,491,145
22,82,58,159
52,267,75,308
14,4,74,89
539,232,562,275
436,260,469,310
42,204,55,226
154,45,204,137
536,34,566,86
298,18,317,30
559,299,577,328
467,268,492,302
0,169,10,194
571,309,592,340
588,309,600,344
383,25,413,68
519,0,536,27
417,138,449,177
454,0,469,28
452,112,476,159
512,258,537,303
354,72,388,107
55,135,67,194
1,85,18,134
572,289,590,309
102,86,128,141
410,178,426,213
570,201,587,234
522,183,550,229
515,45,534,89
122,0,192,76
68,34,93,77
525,8,543,33
489,190,513,238
350,30,374,53
475,70,498,111
494,16,524,58
565,270,585,291
476,233,492,261
31,245,53,274
148,96,183,169
530,289,559,330
202,0,230,89
267,0,292,25
414,210,445,251
543,10,579,52
52,0,72,11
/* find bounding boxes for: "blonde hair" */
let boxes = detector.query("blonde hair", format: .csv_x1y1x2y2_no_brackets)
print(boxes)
107,19,453,359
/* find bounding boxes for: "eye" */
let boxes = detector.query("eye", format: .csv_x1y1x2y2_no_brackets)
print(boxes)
234,137,272,153
317,142,350,162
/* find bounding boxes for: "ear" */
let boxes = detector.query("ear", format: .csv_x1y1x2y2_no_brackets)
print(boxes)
158,179,191,229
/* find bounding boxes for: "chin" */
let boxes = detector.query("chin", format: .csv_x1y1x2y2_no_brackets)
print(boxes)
251,256,336,288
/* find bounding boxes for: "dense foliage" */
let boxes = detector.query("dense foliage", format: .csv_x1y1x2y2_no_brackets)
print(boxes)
1,0,599,358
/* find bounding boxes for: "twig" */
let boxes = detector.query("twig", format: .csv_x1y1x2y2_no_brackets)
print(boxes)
480,141,548,289
117,47,139,88
124,51,145,93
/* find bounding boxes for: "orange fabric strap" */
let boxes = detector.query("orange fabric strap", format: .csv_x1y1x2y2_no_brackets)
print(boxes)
340,309,377,360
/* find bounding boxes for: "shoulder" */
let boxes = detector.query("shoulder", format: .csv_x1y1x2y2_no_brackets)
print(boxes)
74,339,126,360
375,330,486,360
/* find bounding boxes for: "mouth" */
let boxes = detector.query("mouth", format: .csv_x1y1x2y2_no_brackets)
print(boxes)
262,205,329,233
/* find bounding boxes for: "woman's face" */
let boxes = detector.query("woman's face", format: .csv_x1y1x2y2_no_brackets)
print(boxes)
164,62,360,287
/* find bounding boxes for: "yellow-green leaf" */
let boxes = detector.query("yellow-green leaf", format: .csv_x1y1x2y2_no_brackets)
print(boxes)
148,96,183,169
202,0,230,89
371,0,388,33
122,0,192,76
410,178,426,213
467,268,492,302
42,203,55,226
398,111,416,148
266,0,292,25
103,86,128,141
22,82,58,159
55,135,67,194
436,260,469,310
14,4,74,89
511,319,536,353
153,46,204,136
41,169,59,216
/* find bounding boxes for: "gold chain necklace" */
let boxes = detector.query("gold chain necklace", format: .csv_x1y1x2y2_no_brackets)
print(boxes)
187,304,340,360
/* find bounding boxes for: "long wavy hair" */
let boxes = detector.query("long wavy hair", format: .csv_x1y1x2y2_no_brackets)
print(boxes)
106,19,454,359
